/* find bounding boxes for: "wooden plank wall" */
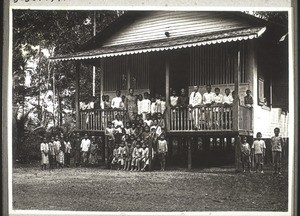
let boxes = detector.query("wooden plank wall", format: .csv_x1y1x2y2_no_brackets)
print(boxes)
189,42,247,86
102,11,256,47
103,53,149,91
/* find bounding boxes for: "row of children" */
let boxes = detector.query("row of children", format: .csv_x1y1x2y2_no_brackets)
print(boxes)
40,133,101,170
240,127,284,174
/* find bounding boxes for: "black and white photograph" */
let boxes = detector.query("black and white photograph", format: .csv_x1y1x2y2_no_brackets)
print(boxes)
3,0,297,215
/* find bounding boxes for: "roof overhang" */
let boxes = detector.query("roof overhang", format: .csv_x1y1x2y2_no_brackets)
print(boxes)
50,26,266,62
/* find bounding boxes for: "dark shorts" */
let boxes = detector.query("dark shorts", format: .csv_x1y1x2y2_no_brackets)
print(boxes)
255,154,263,165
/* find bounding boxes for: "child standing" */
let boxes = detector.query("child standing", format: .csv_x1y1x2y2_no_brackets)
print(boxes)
157,134,168,171
131,141,142,171
64,137,72,167
105,122,115,167
252,132,266,173
124,141,134,171
111,144,119,168
240,136,251,172
117,141,126,170
80,134,91,167
89,136,98,166
54,135,64,168
48,137,56,169
40,137,49,170
271,127,284,174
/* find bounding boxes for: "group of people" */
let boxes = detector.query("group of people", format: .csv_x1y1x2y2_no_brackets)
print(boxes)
240,127,285,174
105,111,168,171
40,133,101,170
80,85,253,116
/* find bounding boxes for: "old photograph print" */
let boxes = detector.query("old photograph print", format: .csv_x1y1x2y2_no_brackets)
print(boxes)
12,9,290,212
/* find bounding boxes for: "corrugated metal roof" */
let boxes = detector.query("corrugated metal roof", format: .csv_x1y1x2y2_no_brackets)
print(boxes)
50,27,265,61
50,11,267,62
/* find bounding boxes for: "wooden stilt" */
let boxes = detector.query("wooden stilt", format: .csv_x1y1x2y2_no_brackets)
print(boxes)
188,136,192,170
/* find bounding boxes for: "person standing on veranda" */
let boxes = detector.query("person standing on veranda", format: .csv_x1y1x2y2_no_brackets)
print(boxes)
188,86,202,130
125,88,137,121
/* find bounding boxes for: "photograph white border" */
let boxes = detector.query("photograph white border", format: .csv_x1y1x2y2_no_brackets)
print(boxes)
3,0,297,215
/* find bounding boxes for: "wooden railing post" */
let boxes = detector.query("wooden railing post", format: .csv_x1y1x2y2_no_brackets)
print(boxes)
165,58,170,132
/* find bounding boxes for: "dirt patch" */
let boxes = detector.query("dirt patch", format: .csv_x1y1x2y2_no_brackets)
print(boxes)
12,162,288,212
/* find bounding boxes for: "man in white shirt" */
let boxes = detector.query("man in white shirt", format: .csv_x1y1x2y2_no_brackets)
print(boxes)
202,84,215,129
188,86,202,129
80,134,91,166
223,88,233,106
111,90,122,109
203,85,215,105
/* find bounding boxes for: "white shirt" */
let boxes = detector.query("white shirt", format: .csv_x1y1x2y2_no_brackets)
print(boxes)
80,102,88,110
40,142,49,153
64,141,72,153
144,119,153,127
111,97,122,108
189,92,202,107
170,96,178,107
112,119,124,133
252,140,266,154
87,102,94,109
214,94,224,104
160,101,166,114
223,94,233,104
137,100,143,115
141,99,151,113
151,102,156,114
203,92,216,104
80,139,91,152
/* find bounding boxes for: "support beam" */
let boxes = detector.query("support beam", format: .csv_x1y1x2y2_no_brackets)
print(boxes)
127,56,131,89
234,135,242,172
188,136,192,170
165,58,170,131
99,59,104,99
75,61,81,130
233,48,241,131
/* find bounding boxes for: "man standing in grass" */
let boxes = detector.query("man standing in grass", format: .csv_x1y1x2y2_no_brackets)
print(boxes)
271,127,284,174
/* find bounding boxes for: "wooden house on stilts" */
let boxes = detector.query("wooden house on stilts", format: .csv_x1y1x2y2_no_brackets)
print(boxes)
50,11,289,170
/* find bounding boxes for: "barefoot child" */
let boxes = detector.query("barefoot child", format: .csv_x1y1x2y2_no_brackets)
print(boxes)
117,141,126,170
111,144,119,169
40,137,49,170
131,141,142,171
252,132,266,173
240,136,251,172
271,127,284,174
124,141,134,171
157,134,168,171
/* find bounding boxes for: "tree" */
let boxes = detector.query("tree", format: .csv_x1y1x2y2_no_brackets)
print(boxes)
12,10,121,160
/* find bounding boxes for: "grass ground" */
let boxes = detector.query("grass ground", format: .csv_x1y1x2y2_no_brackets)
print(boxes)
12,161,288,212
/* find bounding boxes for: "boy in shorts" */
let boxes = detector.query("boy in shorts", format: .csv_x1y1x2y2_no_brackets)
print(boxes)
251,132,266,173
240,136,251,172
